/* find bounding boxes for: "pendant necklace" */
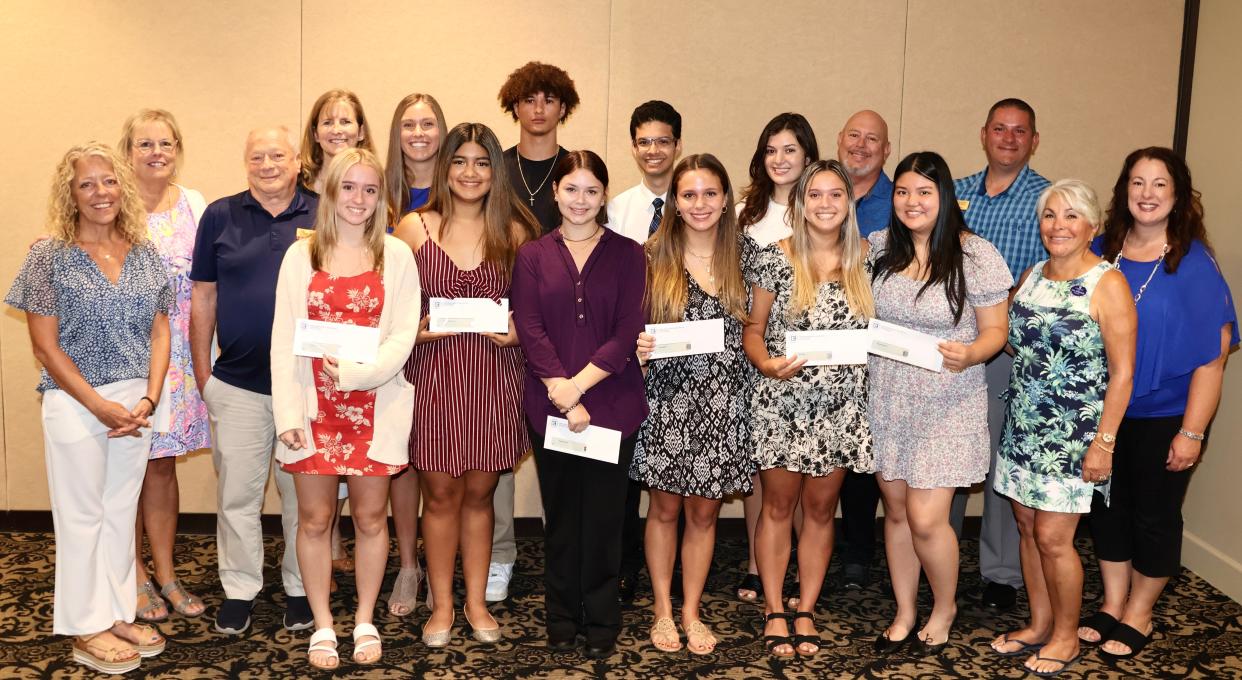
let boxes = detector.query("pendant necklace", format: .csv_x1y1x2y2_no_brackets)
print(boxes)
1112,234,1168,304
686,247,715,285
517,148,561,207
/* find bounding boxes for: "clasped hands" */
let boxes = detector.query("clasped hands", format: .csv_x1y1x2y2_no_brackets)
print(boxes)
95,398,154,438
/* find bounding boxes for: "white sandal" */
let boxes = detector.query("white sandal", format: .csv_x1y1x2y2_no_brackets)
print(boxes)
352,622,382,664
307,627,339,670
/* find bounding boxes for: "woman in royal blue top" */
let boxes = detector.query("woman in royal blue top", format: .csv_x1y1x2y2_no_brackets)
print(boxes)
380,92,449,617
512,150,647,659
1079,147,1238,660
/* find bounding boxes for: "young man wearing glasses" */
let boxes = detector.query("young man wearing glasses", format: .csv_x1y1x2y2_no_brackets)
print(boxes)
606,100,683,245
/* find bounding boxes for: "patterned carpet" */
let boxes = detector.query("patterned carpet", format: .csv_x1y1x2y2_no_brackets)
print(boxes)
0,530,1239,679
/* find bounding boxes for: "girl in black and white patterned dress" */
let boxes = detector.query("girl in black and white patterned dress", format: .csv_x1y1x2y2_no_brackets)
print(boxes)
742,160,874,659
631,154,754,656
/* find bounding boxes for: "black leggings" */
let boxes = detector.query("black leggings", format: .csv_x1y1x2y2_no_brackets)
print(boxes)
1088,415,1195,578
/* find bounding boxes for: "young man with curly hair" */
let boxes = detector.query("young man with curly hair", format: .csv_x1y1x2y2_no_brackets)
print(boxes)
497,61,580,235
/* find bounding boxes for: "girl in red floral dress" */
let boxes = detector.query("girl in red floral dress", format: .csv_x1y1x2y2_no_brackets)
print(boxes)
271,148,422,670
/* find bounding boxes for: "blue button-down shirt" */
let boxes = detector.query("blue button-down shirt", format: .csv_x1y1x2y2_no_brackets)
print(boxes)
190,188,318,395
856,171,893,237
954,164,1050,285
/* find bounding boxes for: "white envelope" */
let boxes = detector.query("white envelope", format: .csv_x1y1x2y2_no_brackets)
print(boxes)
293,319,381,364
429,297,509,333
645,318,725,360
543,415,622,464
867,318,944,372
785,329,870,366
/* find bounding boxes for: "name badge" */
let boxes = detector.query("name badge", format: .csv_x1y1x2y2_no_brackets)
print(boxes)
957,199,970,212
296,228,315,240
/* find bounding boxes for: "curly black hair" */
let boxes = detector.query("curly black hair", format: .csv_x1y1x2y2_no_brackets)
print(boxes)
497,61,580,121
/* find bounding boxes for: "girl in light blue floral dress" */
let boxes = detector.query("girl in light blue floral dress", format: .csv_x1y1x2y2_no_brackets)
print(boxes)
989,180,1135,677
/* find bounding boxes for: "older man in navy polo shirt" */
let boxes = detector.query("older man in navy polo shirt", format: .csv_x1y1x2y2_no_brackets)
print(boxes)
950,98,1051,613
190,126,318,635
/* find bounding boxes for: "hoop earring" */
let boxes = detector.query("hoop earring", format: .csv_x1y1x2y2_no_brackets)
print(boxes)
722,206,727,214
676,210,681,216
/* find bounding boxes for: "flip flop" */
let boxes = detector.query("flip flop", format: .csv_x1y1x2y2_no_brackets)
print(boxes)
1099,622,1153,659
1078,610,1119,645
649,616,682,653
1026,649,1081,677
991,632,1046,657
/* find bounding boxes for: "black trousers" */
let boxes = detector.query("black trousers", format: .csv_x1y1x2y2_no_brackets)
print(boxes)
620,479,645,577
1089,415,1195,578
838,470,881,566
531,426,636,646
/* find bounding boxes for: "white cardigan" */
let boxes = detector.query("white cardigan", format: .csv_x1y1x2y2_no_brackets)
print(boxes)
270,235,421,467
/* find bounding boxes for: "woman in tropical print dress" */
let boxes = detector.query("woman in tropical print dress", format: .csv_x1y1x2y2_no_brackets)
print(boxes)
989,180,1136,677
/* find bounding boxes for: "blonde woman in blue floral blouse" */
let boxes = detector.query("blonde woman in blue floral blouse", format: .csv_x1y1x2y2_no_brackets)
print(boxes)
989,179,1136,677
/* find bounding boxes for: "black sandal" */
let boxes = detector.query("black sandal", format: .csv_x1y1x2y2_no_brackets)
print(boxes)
1099,622,1153,659
1078,610,1119,646
762,613,795,658
790,611,820,656
736,573,762,603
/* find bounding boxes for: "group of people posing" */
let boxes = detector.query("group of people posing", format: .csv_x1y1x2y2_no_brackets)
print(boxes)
9,61,1236,677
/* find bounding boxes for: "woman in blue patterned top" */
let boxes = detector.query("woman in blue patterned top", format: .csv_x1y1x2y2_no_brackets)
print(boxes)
6,142,173,675
1080,148,1238,661
988,180,1136,677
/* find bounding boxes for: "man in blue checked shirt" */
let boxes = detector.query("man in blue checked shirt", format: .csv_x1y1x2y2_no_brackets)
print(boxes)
950,98,1051,613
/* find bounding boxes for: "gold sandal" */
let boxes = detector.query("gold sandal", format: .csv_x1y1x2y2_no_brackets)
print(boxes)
685,620,718,655
73,633,140,675
387,566,423,617
649,616,682,652
110,621,165,658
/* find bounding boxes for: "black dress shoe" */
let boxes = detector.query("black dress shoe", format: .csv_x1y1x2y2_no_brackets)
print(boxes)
842,563,870,590
872,620,917,655
583,641,616,659
981,581,1017,610
617,574,638,604
547,637,578,652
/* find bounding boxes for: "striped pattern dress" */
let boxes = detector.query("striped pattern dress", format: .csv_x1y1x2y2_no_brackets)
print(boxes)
405,228,529,476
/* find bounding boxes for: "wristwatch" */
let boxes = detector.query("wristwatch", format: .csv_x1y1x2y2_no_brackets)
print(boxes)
1098,432,1116,445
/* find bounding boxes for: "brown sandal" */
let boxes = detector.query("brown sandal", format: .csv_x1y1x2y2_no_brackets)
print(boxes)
73,633,140,675
110,622,166,657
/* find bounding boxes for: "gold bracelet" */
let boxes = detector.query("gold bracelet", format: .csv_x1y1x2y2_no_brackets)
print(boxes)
1091,439,1115,454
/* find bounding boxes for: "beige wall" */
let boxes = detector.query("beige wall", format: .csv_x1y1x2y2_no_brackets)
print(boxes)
0,1,1184,518
1182,0,1242,603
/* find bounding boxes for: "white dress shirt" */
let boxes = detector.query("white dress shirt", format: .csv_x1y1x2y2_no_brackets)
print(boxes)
607,181,666,244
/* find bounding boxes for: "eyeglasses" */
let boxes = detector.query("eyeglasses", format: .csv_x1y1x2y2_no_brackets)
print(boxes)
133,139,178,155
635,137,675,151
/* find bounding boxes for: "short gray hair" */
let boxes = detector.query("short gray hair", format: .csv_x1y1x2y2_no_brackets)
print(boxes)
1037,179,1102,231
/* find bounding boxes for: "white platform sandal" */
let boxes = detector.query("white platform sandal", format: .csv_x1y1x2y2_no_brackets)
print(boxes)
307,627,339,670
352,622,382,664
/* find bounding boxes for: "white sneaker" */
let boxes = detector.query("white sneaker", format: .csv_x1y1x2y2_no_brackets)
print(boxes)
486,561,514,602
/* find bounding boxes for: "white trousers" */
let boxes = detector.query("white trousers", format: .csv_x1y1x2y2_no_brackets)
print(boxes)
43,379,150,636
203,377,303,600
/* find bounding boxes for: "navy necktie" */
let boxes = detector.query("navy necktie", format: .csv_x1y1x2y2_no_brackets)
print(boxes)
648,197,664,236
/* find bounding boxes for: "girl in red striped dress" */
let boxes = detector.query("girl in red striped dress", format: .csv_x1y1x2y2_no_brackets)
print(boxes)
392,122,540,646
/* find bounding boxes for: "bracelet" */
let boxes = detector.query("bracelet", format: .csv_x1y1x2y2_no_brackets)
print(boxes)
569,378,586,397
1178,428,1205,441
140,396,157,409
1090,439,1115,454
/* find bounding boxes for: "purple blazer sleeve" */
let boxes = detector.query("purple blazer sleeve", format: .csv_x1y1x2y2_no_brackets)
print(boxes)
587,242,647,374
512,243,570,379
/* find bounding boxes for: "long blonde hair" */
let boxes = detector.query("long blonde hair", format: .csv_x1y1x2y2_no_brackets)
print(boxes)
645,154,748,323
299,89,377,190
48,142,147,244
422,122,539,274
784,160,873,319
309,148,388,273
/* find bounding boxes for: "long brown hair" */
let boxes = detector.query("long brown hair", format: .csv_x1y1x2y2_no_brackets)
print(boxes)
299,89,377,190
308,148,388,273
645,154,748,323
384,93,448,223
1101,146,1210,273
422,123,539,273
738,113,819,228
785,160,873,319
